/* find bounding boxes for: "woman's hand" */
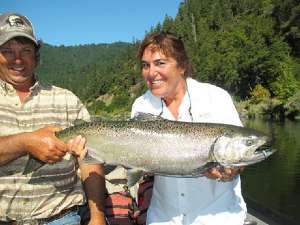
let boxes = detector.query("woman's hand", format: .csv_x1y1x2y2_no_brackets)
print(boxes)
203,166,245,182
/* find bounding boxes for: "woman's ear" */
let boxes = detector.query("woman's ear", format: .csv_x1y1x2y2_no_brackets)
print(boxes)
180,67,186,78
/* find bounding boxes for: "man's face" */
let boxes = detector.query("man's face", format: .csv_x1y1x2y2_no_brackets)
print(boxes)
0,39,36,88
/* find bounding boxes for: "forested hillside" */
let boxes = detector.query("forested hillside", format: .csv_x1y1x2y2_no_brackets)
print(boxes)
37,42,144,116
36,0,300,118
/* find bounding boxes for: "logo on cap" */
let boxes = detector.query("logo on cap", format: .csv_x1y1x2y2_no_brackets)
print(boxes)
7,15,28,30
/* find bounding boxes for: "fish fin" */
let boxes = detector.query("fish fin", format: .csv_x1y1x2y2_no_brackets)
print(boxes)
131,112,164,121
23,156,45,174
127,168,144,187
82,148,105,164
190,162,220,176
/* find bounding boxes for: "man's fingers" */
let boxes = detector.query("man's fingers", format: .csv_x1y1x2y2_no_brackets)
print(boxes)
54,138,68,153
44,151,65,164
78,147,88,160
45,125,63,133
68,135,87,159
43,126,68,152
67,138,74,146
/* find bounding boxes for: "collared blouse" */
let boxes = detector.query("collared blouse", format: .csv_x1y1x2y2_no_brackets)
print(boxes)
131,78,247,225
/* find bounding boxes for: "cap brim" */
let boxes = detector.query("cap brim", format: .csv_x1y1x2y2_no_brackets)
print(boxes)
0,31,38,46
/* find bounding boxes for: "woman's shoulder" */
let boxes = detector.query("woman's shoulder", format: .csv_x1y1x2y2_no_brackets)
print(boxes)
131,91,161,117
133,90,159,106
187,78,231,98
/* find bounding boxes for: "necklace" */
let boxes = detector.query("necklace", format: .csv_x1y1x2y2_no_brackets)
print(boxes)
158,82,193,122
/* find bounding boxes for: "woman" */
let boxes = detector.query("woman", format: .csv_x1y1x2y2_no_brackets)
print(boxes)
131,32,247,225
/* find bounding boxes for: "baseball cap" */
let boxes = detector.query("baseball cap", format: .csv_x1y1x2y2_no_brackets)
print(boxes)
0,12,38,46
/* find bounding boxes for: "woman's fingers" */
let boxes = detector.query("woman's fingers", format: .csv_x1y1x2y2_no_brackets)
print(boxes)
203,166,244,182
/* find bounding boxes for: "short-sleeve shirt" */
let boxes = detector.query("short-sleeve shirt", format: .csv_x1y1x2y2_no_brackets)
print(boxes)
131,78,247,225
0,78,90,221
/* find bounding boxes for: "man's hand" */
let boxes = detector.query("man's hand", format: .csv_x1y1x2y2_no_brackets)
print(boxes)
24,126,68,163
67,135,87,160
203,166,245,182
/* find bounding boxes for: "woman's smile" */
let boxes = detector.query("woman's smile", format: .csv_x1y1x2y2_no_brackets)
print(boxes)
141,46,185,99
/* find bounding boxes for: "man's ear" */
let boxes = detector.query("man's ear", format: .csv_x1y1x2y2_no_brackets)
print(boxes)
35,51,40,66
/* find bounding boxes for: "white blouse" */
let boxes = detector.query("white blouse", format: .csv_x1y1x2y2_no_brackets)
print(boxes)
131,78,247,225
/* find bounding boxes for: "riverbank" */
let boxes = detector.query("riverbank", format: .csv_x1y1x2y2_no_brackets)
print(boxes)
235,91,300,121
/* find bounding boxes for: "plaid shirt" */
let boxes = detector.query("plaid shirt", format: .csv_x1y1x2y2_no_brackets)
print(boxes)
0,78,90,221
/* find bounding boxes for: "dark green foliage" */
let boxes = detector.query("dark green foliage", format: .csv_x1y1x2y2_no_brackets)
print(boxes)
106,94,131,113
272,0,300,56
36,0,300,117
284,90,300,120
170,0,299,99
36,42,141,115
88,100,107,115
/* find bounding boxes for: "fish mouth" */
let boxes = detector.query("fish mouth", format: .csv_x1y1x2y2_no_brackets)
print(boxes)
229,144,276,167
255,142,272,153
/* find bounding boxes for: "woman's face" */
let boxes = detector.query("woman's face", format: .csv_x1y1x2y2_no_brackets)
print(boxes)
141,45,185,99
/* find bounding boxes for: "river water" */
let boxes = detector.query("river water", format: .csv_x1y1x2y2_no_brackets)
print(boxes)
241,119,300,224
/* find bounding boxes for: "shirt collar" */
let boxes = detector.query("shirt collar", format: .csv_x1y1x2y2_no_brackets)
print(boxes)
0,74,41,96
146,78,193,121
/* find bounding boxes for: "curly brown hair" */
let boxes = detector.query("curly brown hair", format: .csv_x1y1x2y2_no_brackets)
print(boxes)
138,31,193,78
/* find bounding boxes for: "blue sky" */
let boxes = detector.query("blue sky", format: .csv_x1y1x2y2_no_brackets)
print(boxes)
1,0,182,46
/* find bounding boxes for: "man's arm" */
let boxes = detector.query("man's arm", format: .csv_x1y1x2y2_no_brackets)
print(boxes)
80,163,106,225
0,126,68,166
0,133,27,165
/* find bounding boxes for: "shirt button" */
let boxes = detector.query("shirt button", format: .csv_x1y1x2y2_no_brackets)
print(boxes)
181,193,185,196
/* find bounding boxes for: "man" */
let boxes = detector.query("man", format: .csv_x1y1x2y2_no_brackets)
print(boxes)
0,12,106,225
